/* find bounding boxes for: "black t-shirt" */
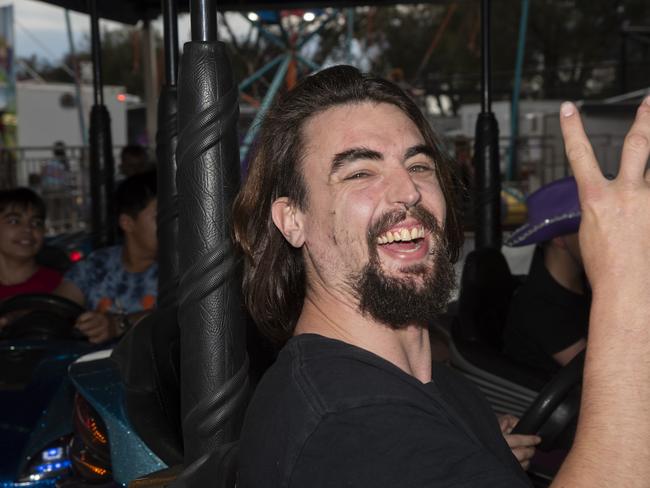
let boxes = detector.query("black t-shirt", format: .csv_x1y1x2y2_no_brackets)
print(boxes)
502,246,590,378
239,334,531,487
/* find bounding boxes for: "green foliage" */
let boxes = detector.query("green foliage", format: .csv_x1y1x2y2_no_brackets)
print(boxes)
17,26,150,97
17,1,650,106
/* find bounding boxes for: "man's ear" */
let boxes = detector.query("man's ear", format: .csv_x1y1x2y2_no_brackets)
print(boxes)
119,213,134,234
271,197,305,248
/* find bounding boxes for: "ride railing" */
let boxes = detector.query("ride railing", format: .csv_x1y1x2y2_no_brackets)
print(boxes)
0,145,126,236
0,131,622,236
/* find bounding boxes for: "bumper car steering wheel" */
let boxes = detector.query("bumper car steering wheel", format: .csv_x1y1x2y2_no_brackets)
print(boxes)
512,349,585,450
0,293,85,341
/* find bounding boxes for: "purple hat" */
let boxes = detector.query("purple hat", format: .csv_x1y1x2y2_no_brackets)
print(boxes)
504,176,581,247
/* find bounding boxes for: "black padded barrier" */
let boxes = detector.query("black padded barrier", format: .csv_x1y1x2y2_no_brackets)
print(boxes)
88,104,116,248
156,86,180,308
172,39,249,485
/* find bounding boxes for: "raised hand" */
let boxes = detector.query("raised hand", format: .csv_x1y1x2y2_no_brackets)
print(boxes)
553,97,650,488
559,99,650,293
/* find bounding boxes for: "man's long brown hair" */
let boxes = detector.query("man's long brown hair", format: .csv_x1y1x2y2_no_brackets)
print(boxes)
233,65,463,344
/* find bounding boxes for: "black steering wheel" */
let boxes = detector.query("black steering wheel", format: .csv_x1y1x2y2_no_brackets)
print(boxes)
512,349,585,450
0,293,85,341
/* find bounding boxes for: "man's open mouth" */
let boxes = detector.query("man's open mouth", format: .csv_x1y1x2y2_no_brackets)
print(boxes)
376,225,425,245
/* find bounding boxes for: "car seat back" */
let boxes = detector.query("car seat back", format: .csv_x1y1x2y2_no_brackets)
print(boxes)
111,306,183,465
457,247,519,349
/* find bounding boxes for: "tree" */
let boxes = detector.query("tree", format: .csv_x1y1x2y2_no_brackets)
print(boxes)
17,26,152,98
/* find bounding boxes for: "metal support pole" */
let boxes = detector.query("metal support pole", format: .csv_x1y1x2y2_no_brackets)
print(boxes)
157,0,181,307
64,9,87,146
240,54,292,162
88,0,103,106
143,20,159,145
173,0,249,482
473,0,501,249
620,30,628,94
163,0,179,87
87,0,116,248
507,0,529,181
191,0,217,42
346,9,354,64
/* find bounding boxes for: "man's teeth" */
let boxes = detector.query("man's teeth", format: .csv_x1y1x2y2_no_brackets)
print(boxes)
377,227,425,244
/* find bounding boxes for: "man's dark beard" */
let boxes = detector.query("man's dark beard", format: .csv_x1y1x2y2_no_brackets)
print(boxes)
349,206,456,329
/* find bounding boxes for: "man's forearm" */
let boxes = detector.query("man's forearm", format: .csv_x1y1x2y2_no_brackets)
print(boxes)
551,98,650,487
551,285,650,487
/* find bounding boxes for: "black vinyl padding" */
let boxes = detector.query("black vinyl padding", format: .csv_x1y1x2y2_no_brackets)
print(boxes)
174,39,249,472
156,84,180,309
454,248,547,390
111,307,184,465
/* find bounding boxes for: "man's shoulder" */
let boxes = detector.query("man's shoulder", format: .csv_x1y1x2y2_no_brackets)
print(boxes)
284,334,434,411
242,334,443,448
240,334,439,488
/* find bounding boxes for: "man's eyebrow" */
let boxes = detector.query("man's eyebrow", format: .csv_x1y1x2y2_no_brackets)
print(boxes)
404,144,436,161
330,147,382,175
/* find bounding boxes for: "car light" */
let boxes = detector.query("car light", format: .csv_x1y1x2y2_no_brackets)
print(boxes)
17,436,73,483
69,393,112,482
69,250,84,262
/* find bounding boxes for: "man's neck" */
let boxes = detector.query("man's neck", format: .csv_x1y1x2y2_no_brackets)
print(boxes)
121,240,155,273
295,285,433,383
544,245,584,295
0,256,39,286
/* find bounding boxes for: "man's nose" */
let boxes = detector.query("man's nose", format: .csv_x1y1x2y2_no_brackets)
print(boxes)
385,167,421,208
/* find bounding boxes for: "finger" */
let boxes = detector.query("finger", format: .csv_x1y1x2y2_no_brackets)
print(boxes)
87,331,105,344
76,311,95,323
498,414,517,432
618,96,650,183
559,102,603,192
513,446,536,463
506,434,541,448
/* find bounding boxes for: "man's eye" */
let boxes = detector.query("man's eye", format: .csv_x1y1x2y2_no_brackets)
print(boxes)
7,217,18,225
409,164,434,173
31,220,44,229
344,171,371,180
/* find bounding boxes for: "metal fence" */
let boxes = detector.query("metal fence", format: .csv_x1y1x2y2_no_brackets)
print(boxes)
0,146,123,236
0,133,624,237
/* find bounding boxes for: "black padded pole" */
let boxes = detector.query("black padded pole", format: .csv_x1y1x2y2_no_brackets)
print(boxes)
157,0,180,308
473,0,501,250
87,0,115,247
171,0,249,482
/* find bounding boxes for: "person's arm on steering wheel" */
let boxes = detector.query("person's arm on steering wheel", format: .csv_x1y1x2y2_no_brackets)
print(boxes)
54,280,150,344
74,309,149,344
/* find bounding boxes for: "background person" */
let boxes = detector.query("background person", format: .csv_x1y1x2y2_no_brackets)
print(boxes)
40,141,73,232
55,170,158,344
0,187,62,302
119,144,155,179
502,176,588,378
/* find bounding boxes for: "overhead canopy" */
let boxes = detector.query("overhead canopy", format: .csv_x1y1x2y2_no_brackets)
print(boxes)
38,0,430,24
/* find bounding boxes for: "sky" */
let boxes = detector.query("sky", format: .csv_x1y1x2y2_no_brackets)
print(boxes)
8,0,205,62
